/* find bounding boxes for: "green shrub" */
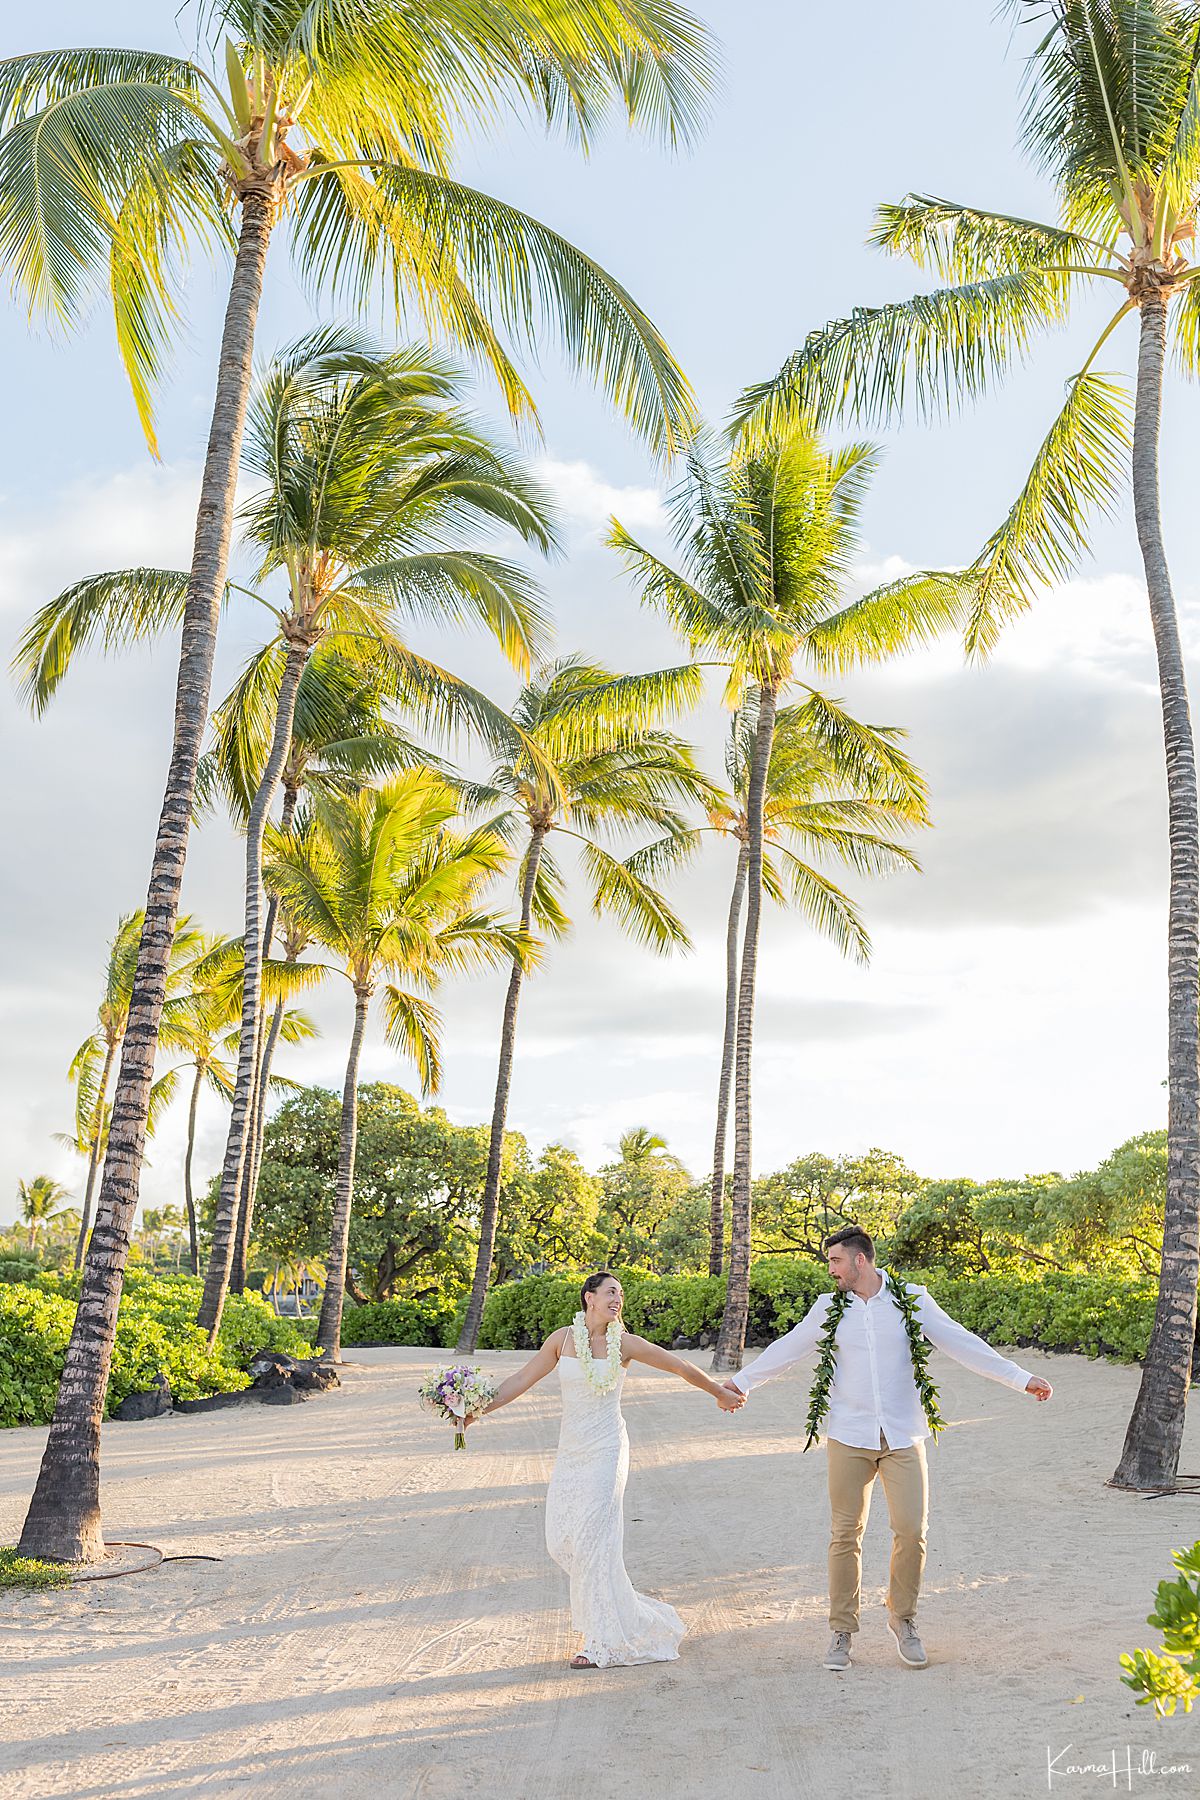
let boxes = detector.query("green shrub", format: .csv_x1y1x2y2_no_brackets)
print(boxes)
908,1266,1156,1363
0,1548,71,1590
476,1259,836,1349
340,1296,458,1347
0,1255,42,1286
0,1270,313,1429
474,1258,1156,1362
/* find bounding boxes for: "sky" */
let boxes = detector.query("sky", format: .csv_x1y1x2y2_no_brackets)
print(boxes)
1,1,1196,1226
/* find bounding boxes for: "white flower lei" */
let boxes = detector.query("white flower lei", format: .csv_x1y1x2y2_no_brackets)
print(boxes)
571,1310,623,1395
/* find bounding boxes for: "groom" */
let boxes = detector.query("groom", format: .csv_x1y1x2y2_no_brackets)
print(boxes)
724,1225,1053,1671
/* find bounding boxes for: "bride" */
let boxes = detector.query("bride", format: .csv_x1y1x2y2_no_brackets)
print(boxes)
466,1269,744,1668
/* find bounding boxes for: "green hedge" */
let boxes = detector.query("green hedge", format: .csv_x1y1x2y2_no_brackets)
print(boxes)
474,1259,1159,1363
0,1269,312,1429
0,1255,42,1286
478,1258,833,1349
914,1268,1156,1364
340,1296,460,1347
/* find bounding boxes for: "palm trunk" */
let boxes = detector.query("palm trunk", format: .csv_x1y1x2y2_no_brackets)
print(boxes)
316,987,372,1361
183,1063,203,1277
74,1040,116,1270
229,1007,265,1297
709,843,748,1276
199,639,308,1340
457,826,545,1352
18,193,276,1565
713,686,777,1373
1113,294,1200,1491
234,991,285,1286
232,785,298,1293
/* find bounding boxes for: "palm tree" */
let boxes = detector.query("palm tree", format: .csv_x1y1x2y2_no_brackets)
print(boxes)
18,1177,71,1253
139,1208,168,1266
17,332,556,1335
610,422,957,1369
65,911,201,1268
195,331,555,1331
265,770,531,1359
202,651,422,1294
174,931,318,1274
700,700,922,1275
264,1251,327,1317
735,1,1200,1489
7,0,712,1565
454,655,718,1351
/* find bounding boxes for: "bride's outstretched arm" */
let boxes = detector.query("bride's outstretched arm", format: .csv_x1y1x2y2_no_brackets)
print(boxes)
468,1329,568,1425
621,1334,745,1410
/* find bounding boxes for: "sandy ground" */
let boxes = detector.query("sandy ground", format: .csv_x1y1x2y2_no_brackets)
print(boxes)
2,1343,1200,1800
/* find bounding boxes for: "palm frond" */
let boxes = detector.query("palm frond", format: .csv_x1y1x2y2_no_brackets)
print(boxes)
13,567,191,714
870,192,1118,279
579,838,692,952
732,271,1070,436
294,159,698,454
805,570,978,671
963,367,1132,656
381,987,443,1094
780,853,872,964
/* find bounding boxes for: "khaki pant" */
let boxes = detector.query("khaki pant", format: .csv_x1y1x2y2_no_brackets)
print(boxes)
826,1431,928,1633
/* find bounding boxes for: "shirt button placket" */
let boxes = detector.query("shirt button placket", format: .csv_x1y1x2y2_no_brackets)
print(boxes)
866,1301,884,1443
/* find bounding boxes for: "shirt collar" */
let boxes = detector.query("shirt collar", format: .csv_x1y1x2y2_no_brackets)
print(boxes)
849,1265,888,1303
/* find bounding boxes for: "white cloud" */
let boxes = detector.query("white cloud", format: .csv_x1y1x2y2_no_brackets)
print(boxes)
533,457,665,536
0,450,1190,1220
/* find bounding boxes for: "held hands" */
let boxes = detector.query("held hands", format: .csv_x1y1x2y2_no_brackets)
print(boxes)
1025,1377,1053,1401
716,1380,746,1413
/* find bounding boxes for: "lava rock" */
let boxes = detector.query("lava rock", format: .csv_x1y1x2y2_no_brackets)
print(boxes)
174,1390,254,1414
113,1373,172,1420
290,1362,340,1392
671,1334,699,1351
257,1372,308,1404
247,1348,301,1378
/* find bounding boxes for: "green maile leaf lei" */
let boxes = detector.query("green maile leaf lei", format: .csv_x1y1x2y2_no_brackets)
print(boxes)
803,1270,945,1451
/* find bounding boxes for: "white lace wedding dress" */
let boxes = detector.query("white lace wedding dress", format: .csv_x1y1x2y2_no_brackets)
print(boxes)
543,1351,686,1668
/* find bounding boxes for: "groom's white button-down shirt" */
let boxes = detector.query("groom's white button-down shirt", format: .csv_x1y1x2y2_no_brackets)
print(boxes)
729,1266,1034,1449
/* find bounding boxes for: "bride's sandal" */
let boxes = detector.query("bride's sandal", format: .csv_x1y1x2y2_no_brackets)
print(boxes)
570,1653,597,1669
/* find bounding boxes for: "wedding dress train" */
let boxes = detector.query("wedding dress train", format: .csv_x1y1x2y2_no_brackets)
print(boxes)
543,1352,686,1668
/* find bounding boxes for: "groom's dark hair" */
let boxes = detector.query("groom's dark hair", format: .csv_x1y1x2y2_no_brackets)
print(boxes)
823,1225,875,1261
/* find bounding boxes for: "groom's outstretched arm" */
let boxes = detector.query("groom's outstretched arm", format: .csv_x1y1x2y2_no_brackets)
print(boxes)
727,1295,833,1398
912,1288,1042,1394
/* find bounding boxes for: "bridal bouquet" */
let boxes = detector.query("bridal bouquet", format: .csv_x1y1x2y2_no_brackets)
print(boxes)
418,1364,497,1450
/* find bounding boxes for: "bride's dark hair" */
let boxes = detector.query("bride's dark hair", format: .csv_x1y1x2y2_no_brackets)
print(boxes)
580,1270,619,1309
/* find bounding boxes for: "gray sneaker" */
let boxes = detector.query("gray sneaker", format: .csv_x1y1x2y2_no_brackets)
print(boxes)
823,1630,853,1671
888,1614,927,1667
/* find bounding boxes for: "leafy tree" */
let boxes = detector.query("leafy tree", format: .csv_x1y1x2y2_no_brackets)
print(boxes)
493,1143,602,1282
595,1128,694,1268
752,1149,925,1263
250,1083,597,1302
737,0,1200,1492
